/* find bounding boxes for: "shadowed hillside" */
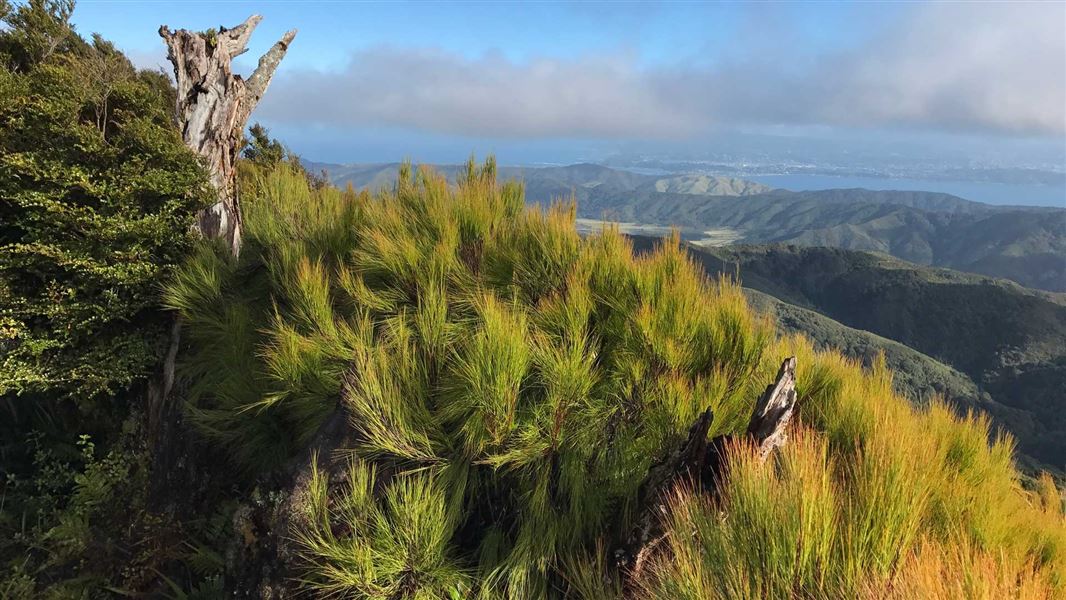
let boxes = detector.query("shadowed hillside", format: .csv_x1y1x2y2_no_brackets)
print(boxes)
645,239,1066,469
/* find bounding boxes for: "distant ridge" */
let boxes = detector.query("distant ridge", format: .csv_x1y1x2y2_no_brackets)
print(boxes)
648,173,774,196
303,160,648,193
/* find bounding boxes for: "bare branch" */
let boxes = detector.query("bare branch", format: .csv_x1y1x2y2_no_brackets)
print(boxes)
614,408,715,579
748,356,798,461
218,14,263,57
615,356,800,588
240,29,298,123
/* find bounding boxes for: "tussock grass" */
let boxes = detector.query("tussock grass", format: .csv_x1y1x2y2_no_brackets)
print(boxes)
296,454,471,598
167,161,1065,598
639,341,1065,599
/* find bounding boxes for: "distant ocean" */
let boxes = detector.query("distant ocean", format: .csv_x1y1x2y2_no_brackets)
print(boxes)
746,174,1065,208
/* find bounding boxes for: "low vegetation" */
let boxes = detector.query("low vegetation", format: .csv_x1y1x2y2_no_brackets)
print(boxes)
166,161,1065,598
674,242,1066,470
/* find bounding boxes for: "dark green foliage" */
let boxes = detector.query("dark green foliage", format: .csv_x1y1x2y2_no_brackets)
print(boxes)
242,123,286,167
0,0,76,72
1,420,150,596
0,2,210,595
0,0,208,406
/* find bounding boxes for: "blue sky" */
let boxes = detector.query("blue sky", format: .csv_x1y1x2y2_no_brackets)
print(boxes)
73,2,893,70
71,1,1065,166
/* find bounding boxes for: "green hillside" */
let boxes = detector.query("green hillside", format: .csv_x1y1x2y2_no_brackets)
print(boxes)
663,240,1066,469
646,174,774,196
311,161,1066,292
748,290,1045,474
579,185,1066,292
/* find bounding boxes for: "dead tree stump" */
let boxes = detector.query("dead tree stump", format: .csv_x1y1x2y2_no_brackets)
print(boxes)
615,356,799,583
160,15,296,256
145,16,296,523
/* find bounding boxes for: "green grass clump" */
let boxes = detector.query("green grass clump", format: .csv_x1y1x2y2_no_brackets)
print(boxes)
639,346,1065,599
167,160,1065,598
296,455,470,598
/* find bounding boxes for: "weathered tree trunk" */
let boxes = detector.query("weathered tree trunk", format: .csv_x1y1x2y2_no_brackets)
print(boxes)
148,14,295,436
160,15,296,256
145,17,296,530
615,356,799,584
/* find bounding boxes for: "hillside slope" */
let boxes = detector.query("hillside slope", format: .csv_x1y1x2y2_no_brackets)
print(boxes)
660,240,1066,468
647,174,774,196
581,186,1066,291
310,161,1066,292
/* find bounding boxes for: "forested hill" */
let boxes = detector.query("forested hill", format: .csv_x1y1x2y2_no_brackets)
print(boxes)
631,236,1066,469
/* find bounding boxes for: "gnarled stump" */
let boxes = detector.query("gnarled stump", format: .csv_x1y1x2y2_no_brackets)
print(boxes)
748,356,799,460
145,17,297,555
160,15,296,256
615,356,799,584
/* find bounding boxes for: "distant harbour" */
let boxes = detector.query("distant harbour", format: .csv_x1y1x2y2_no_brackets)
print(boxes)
746,174,1066,208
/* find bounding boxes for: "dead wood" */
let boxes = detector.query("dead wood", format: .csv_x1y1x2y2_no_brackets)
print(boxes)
160,15,296,256
615,356,799,587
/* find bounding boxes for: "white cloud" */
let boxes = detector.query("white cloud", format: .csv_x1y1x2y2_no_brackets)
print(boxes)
254,3,1066,138
125,47,170,73
257,48,693,138
823,3,1066,135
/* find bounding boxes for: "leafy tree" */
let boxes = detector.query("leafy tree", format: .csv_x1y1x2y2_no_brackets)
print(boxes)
0,0,76,72
0,3,209,592
243,122,286,167
0,0,208,409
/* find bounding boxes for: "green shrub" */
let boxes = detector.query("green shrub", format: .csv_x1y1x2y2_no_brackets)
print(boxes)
0,2,208,594
0,0,208,408
168,161,774,597
170,161,1063,598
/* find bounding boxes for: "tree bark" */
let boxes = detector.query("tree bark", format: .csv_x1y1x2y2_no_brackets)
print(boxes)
145,17,296,527
160,15,296,256
615,356,799,584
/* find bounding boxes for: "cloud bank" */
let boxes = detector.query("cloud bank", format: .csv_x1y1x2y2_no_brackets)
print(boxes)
256,3,1066,139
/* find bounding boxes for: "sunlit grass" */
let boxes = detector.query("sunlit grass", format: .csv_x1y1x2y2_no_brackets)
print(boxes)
639,337,1065,598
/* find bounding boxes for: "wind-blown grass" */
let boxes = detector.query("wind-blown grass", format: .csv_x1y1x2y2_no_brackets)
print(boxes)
166,160,1065,598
